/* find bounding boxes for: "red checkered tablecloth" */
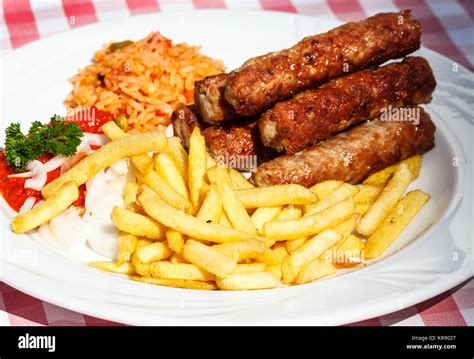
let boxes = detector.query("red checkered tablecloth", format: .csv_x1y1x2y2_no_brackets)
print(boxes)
0,0,472,326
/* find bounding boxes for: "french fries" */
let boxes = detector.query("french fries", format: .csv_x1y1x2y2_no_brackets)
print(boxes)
363,155,422,186
296,259,337,284
136,242,172,263
304,183,358,215
117,232,138,263
42,131,166,198
130,276,217,290
364,190,430,259
216,272,277,290
89,261,135,274
228,169,254,189
111,206,166,240
151,262,215,281
12,181,79,233
212,239,267,261
163,136,188,180
188,128,207,210
237,185,318,208
263,198,355,240
196,182,222,224
138,186,258,243
251,207,282,233
154,152,189,200
356,163,413,236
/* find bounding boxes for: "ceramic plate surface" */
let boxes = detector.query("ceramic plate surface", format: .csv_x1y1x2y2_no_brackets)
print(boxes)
1,10,472,325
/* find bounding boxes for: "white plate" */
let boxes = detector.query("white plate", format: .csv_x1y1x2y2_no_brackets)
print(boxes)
0,10,472,326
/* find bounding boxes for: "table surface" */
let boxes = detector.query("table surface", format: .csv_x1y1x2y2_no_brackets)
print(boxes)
0,0,473,326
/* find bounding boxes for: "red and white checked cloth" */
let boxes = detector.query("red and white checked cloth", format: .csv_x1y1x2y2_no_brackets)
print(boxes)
0,0,472,326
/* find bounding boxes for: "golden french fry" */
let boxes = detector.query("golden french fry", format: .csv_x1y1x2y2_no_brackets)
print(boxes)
12,181,79,233
251,207,282,234
354,184,383,203
212,239,268,262
237,185,318,208
170,253,187,263
196,182,222,224
327,234,365,268
296,259,337,284
111,206,166,240
356,163,413,236
274,205,303,221
282,229,341,284
163,136,188,180
42,131,166,198
130,275,217,290
228,168,254,189
131,240,153,277
331,214,357,240
218,211,232,228
213,165,257,235
123,181,140,210
206,153,217,169
355,202,372,215
136,242,172,263
182,240,237,278
309,180,343,199
216,272,277,290
138,187,258,243
139,170,192,213
266,264,282,281
232,263,266,273
154,152,189,200
363,155,422,186
305,183,358,215
256,249,281,265
101,121,153,174
89,261,135,274
364,190,430,259
286,237,308,253
151,262,215,281
166,229,186,254
263,198,355,240
188,127,207,209
272,243,289,262
117,232,138,263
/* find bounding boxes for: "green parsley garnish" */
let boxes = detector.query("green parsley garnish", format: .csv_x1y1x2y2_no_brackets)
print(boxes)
4,115,83,171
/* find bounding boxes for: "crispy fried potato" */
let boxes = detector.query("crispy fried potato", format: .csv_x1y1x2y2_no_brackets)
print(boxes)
136,242,172,263
365,190,430,259
354,184,383,203
251,207,282,234
12,181,79,233
196,182,222,224
282,229,341,284
213,165,257,235
131,240,153,277
188,127,207,209
206,153,217,169
363,155,422,186
117,232,138,263
101,121,153,174
274,205,303,221
212,239,267,262
296,259,337,284
42,131,166,198
309,180,343,199
356,163,413,236
328,234,365,268
266,264,282,281
257,249,281,265
166,229,186,254
286,237,308,253
138,186,258,243
216,272,277,290
263,198,355,240
89,261,135,274
130,275,217,290
218,211,232,228
355,202,372,215
111,206,166,240
331,214,357,240
305,183,358,215
164,136,188,180
182,240,237,278
123,181,140,210
170,253,187,264
228,168,254,189
232,263,266,273
151,262,215,281
237,185,318,208
139,170,192,213
154,152,189,200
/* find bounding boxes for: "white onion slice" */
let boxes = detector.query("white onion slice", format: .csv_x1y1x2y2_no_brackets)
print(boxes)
83,133,109,147
43,155,66,172
24,160,47,191
7,171,32,179
19,196,36,214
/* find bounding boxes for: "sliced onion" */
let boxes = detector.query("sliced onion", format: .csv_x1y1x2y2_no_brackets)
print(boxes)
19,196,36,214
8,171,32,179
83,133,109,147
43,155,66,172
24,160,47,191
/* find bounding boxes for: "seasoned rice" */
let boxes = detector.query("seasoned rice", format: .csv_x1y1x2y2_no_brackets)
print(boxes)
65,32,225,133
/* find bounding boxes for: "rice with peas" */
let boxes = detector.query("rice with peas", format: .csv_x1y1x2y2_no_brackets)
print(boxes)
65,32,225,133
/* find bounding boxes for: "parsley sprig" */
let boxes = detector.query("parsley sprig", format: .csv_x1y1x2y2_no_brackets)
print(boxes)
4,115,83,171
